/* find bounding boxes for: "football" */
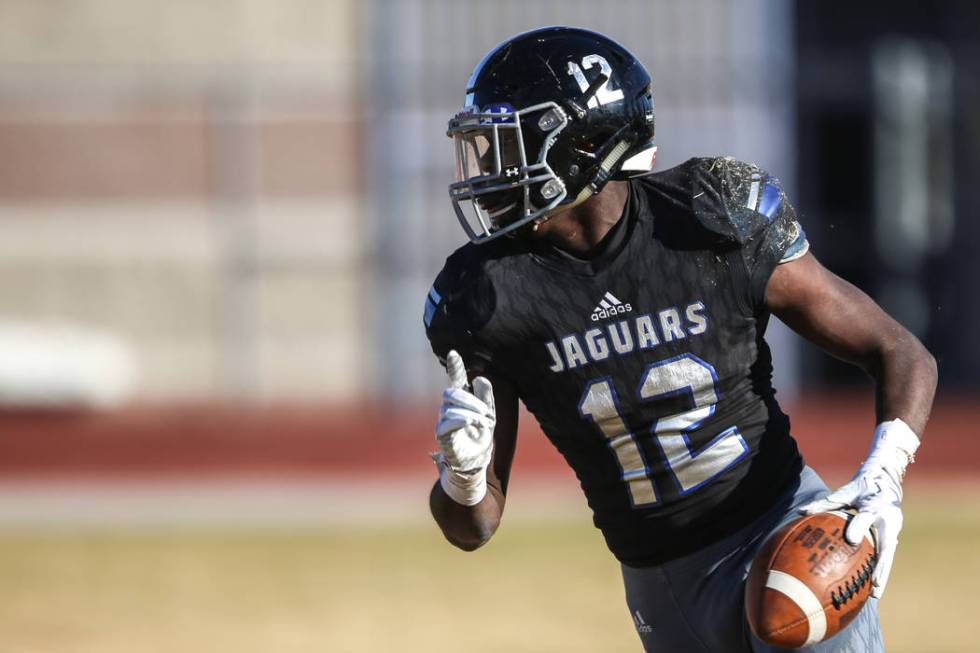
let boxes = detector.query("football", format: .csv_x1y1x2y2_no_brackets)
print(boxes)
745,511,877,649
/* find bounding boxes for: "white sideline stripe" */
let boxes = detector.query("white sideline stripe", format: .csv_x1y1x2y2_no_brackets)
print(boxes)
765,570,827,646
0,477,589,528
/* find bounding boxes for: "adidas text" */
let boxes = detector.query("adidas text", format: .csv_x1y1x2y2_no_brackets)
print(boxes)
591,303,632,321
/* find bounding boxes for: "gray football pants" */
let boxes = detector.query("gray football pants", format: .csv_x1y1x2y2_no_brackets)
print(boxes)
621,466,884,652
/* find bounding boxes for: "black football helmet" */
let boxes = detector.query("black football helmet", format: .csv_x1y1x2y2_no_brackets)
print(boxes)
447,26,656,243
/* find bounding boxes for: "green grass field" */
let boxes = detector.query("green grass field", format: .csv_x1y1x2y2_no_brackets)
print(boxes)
0,489,977,653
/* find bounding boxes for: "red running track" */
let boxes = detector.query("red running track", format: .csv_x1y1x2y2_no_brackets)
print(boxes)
0,393,974,481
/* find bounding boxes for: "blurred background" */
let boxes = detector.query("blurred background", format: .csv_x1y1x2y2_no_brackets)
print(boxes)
0,1,976,651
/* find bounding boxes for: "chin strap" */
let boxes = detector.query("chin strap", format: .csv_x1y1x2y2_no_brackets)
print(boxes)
592,140,631,190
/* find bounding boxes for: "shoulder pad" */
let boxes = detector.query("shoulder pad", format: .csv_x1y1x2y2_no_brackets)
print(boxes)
688,156,793,247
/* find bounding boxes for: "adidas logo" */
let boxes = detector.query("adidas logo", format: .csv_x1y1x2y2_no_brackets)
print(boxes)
633,610,653,635
591,291,632,322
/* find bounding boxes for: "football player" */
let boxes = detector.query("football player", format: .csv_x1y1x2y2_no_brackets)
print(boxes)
423,26,936,652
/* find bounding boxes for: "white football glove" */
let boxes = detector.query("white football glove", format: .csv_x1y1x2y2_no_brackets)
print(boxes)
800,418,920,599
432,350,495,506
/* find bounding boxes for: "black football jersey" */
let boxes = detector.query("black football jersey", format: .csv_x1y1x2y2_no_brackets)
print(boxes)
424,157,809,566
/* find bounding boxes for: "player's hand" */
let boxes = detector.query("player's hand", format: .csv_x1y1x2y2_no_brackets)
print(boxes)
800,419,920,599
800,465,903,599
433,350,495,505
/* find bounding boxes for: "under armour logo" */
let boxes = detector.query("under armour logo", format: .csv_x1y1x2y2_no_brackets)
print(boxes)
505,167,519,178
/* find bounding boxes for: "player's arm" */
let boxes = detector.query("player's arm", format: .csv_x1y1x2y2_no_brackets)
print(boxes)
765,251,937,598
429,351,519,551
765,252,936,434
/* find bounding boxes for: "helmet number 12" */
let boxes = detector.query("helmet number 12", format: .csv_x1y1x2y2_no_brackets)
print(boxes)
567,54,625,108
578,354,750,508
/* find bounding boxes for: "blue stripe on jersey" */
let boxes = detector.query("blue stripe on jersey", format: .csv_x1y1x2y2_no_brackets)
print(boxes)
424,297,437,327
758,182,782,220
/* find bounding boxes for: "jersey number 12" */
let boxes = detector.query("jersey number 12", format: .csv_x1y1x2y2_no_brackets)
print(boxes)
578,353,749,507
